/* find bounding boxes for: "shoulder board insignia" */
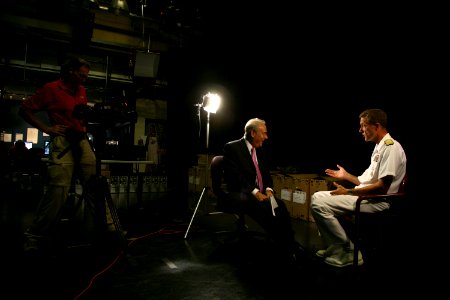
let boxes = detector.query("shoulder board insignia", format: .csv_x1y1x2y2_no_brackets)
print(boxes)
384,139,394,146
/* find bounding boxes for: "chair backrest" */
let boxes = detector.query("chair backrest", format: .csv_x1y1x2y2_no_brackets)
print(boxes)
209,155,256,235
397,174,407,194
210,155,225,197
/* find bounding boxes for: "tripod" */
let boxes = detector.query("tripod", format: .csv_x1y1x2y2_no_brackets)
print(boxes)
84,122,128,249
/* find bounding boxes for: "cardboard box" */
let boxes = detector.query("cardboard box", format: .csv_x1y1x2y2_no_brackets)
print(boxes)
291,177,310,221
289,173,320,180
271,173,284,197
188,167,196,193
195,166,205,192
128,175,139,207
159,175,168,192
110,176,121,194
320,175,341,189
197,154,214,166
101,170,111,179
280,187,293,215
142,175,152,193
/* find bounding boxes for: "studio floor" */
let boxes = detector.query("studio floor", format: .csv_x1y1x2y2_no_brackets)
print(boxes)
0,187,423,300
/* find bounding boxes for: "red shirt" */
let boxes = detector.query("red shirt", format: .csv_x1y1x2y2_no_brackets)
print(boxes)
21,79,88,133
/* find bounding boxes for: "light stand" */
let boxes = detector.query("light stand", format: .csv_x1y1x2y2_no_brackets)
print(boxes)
184,92,221,239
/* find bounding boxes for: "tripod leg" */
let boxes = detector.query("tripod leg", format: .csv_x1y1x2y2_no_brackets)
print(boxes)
184,187,207,239
103,176,127,248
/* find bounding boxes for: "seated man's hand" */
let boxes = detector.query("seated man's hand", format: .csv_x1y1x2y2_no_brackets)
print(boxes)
255,191,269,202
265,190,274,197
330,182,348,195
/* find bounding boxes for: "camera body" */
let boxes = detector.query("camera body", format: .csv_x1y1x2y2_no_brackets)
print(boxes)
73,102,137,126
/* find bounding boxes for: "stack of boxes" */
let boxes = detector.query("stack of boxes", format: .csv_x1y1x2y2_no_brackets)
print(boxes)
272,173,334,222
107,173,168,210
188,154,213,195
141,174,167,201
109,175,129,210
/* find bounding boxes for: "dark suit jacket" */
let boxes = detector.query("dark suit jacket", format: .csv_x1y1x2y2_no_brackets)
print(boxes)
221,138,296,249
223,137,273,195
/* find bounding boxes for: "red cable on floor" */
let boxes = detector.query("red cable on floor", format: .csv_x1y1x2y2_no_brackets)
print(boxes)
72,225,186,300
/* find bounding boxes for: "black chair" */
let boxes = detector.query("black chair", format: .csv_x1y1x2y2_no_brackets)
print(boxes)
209,155,266,242
344,174,408,268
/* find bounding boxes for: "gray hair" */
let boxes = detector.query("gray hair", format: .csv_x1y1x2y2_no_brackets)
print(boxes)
244,118,265,140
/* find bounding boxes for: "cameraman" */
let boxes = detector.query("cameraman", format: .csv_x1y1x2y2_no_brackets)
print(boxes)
19,57,98,254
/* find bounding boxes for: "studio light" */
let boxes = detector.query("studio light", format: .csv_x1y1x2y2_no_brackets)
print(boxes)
185,91,222,239
201,92,221,151
202,92,221,114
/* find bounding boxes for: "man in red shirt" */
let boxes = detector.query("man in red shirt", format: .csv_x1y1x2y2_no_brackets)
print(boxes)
20,57,97,254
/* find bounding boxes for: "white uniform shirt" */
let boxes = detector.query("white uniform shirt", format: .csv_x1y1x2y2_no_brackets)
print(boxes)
357,133,407,193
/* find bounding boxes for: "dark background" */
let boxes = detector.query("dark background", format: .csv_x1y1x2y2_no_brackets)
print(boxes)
164,3,429,174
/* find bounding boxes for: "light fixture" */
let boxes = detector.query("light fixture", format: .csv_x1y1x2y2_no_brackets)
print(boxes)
202,92,221,114
200,92,221,149
110,0,129,15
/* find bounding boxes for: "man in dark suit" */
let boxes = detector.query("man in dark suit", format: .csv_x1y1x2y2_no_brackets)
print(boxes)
222,118,303,263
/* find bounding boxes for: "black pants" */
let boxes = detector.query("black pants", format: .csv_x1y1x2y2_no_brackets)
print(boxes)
225,191,296,248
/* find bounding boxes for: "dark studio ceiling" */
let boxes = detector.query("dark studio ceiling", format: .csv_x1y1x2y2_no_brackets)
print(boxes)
0,0,210,51
0,0,220,98
0,1,437,105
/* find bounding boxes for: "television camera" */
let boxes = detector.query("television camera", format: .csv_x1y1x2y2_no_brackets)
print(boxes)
73,101,137,127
